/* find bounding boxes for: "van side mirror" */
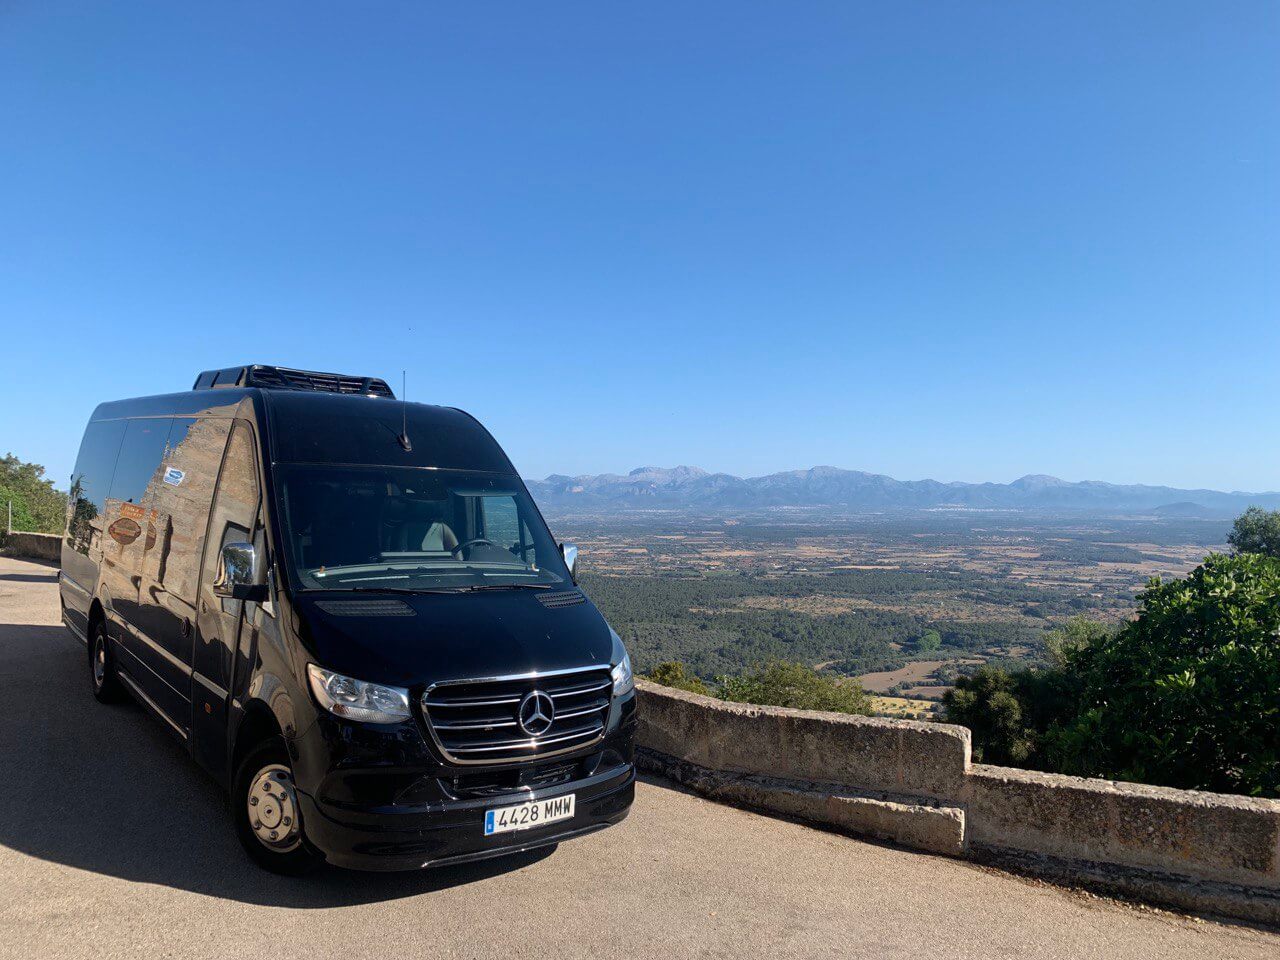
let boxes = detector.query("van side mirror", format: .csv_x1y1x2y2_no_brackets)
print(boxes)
560,541,578,580
213,541,268,602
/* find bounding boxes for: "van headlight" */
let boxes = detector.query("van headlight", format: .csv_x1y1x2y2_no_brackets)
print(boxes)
611,652,634,696
307,664,411,724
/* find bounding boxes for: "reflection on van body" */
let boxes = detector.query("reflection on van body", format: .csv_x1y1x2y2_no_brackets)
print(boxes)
61,367,635,874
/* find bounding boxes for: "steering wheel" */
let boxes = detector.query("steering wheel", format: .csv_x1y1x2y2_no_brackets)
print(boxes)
452,538,497,557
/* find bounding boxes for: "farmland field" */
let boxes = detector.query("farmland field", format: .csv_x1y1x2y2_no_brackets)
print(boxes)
547,507,1227,713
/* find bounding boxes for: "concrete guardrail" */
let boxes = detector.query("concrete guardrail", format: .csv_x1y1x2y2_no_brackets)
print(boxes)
1,531,61,561
635,679,1280,924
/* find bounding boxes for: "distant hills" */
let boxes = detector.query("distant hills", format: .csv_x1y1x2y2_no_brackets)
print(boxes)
526,466,1280,516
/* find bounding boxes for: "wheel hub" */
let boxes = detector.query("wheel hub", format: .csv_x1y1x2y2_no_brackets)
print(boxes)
247,764,301,851
93,641,105,687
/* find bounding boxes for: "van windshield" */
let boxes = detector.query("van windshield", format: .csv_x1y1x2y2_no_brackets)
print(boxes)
276,465,571,591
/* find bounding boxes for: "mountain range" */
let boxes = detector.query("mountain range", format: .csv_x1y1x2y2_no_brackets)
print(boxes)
526,466,1280,516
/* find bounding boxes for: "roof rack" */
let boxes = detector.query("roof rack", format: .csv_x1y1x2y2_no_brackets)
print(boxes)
192,364,396,399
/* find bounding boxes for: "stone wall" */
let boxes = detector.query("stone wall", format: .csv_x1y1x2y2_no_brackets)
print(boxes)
635,679,1280,924
1,531,61,561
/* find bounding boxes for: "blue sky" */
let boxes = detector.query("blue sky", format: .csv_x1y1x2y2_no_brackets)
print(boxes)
2,2,1276,492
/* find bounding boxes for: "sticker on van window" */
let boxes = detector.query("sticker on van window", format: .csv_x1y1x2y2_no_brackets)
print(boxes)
163,467,185,486
108,518,142,546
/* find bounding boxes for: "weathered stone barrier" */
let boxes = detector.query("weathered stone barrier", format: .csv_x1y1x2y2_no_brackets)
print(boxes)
1,531,60,561
635,679,1280,924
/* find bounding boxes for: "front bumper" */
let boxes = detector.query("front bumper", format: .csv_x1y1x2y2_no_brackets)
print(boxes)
287,682,637,871
298,760,635,871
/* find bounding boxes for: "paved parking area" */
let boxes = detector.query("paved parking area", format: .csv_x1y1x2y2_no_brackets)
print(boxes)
0,554,1276,959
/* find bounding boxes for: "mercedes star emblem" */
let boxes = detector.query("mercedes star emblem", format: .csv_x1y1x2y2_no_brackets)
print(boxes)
518,689,555,736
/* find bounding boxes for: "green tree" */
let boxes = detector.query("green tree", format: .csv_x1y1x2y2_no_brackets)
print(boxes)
1043,616,1112,668
715,660,872,716
1227,506,1280,559
646,660,712,696
915,629,942,653
0,454,68,535
1044,553,1280,797
943,666,1036,764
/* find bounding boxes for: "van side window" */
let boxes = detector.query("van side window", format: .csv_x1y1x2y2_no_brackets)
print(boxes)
102,418,173,571
203,421,261,615
109,420,172,507
142,417,232,605
66,419,127,558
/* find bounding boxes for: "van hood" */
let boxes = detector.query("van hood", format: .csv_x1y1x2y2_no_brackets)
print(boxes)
291,589,617,689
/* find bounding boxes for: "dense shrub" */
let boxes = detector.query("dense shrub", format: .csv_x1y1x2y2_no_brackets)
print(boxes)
716,660,872,715
645,659,872,716
645,661,712,696
945,557,1280,798
1044,553,1280,797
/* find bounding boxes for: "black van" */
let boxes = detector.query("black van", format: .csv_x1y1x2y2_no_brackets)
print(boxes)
60,365,636,873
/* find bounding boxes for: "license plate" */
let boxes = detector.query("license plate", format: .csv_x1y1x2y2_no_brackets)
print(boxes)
484,793,575,836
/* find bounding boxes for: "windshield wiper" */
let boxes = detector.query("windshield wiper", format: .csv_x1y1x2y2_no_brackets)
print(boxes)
321,583,555,595
459,583,555,592
340,586,467,595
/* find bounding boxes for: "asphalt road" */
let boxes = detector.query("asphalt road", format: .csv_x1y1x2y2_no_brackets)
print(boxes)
0,553,1275,960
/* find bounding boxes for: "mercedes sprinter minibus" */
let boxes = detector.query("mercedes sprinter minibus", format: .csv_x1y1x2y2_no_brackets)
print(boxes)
60,364,636,873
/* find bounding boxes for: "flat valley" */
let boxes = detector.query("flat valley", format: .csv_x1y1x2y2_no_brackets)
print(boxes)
551,509,1225,718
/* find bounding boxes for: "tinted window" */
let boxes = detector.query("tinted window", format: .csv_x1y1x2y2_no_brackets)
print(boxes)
98,419,173,574
139,417,231,605
277,465,569,591
268,394,513,474
109,419,173,508
66,419,126,557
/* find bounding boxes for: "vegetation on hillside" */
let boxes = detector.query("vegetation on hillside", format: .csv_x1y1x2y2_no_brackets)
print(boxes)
0,455,67,535
580,568,1064,679
646,659,872,716
945,546,1280,798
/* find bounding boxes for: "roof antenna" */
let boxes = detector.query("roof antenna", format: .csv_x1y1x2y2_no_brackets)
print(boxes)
397,369,412,452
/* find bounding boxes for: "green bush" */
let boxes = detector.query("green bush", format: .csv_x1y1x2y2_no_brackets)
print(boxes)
1044,553,1280,797
715,660,872,716
645,661,712,696
944,557,1280,798
646,658,872,716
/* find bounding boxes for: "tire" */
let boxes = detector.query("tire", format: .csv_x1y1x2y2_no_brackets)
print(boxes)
89,619,124,704
232,738,325,875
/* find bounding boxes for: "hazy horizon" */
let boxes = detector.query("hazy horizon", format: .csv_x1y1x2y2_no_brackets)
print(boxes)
528,463,1280,495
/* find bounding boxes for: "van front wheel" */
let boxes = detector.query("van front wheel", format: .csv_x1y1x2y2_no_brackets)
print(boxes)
232,739,324,875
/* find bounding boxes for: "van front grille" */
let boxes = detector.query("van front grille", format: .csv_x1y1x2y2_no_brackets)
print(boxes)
421,666,613,765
